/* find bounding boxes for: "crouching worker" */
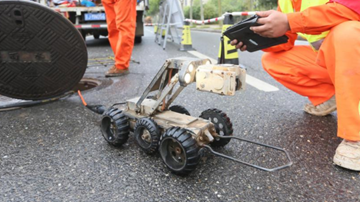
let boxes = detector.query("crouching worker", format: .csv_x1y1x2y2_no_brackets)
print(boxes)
231,0,360,171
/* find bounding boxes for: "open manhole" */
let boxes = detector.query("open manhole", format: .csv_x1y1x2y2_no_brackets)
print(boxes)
72,78,101,92
0,78,102,112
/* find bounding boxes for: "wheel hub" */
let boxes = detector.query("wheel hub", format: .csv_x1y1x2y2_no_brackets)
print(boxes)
141,130,151,142
168,141,185,164
199,109,233,147
175,147,182,154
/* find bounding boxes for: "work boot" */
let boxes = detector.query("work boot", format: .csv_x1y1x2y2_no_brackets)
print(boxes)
333,140,360,171
303,95,336,116
105,65,129,77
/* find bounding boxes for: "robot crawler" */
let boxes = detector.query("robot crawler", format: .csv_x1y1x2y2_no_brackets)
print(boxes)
94,57,292,175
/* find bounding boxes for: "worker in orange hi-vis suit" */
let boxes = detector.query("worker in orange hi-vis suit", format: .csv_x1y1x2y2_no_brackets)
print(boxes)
231,0,360,171
102,0,137,77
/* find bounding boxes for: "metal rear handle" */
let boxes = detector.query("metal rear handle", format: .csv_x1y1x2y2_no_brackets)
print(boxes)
203,136,293,172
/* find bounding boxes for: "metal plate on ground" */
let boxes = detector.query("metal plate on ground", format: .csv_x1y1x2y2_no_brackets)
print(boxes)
0,0,87,100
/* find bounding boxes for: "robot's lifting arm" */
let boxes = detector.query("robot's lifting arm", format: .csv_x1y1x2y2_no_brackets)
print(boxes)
135,57,246,114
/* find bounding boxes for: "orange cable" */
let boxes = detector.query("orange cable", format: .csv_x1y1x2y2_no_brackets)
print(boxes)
77,90,87,106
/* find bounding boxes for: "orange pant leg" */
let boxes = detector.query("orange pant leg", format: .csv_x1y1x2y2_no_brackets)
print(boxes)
317,21,360,141
102,0,118,55
262,46,335,105
102,0,137,70
114,0,137,69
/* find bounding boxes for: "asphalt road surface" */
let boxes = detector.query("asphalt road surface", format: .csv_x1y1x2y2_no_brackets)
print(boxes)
1,26,359,201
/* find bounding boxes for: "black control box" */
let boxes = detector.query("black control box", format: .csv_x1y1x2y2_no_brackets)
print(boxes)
223,15,288,52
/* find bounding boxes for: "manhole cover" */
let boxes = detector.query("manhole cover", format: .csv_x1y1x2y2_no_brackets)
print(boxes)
0,0,87,100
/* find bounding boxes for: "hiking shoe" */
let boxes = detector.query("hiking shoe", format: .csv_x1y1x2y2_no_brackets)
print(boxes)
333,140,360,171
304,95,336,116
105,65,129,77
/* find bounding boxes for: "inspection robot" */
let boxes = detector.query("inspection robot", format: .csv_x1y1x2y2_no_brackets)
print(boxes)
84,57,292,175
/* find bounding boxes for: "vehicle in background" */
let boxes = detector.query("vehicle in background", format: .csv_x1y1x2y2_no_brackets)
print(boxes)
37,0,147,43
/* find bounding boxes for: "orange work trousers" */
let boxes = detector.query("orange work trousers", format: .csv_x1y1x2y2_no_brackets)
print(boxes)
262,21,360,141
102,0,137,70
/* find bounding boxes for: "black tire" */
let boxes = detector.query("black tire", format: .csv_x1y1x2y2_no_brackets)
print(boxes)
135,36,142,43
134,118,161,154
81,31,87,40
101,108,130,147
200,109,233,147
93,34,100,39
159,127,200,175
169,105,190,116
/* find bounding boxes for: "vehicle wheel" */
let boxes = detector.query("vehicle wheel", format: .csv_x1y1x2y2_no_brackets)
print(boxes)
159,127,200,175
200,108,233,147
135,36,142,43
81,31,87,40
134,118,161,154
169,105,190,115
93,34,100,39
101,108,130,147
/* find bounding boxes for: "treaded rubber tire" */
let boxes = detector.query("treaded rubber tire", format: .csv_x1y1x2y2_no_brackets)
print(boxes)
200,108,233,147
159,127,200,175
135,36,142,44
169,105,190,116
101,108,130,147
134,118,161,154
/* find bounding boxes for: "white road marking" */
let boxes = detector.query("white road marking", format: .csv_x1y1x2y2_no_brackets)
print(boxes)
245,75,279,92
187,50,279,92
145,27,155,35
187,50,217,64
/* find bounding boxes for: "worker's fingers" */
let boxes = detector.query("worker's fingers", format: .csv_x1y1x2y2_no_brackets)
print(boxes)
251,26,273,38
256,17,267,25
240,45,247,52
235,41,244,49
231,40,247,51
230,39,238,46
256,10,273,18
250,25,268,35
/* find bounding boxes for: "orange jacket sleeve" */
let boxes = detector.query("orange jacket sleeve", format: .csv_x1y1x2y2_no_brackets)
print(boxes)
287,3,360,35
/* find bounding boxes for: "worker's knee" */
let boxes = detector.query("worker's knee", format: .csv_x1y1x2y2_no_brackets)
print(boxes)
261,51,299,78
115,22,136,33
261,52,278,72
329,21,360,44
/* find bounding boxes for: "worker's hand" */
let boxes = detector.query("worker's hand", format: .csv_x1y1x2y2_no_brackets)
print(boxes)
230,39,247,52
250,10,290,38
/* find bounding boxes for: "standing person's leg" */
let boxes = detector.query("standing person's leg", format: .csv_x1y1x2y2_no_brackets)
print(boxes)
114,0,137,70
317,21,360,171
262,45,335,111
102,0,118,55
105,0,137,77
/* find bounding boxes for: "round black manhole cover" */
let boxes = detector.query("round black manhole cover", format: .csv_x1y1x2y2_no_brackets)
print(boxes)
0,0,87,100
